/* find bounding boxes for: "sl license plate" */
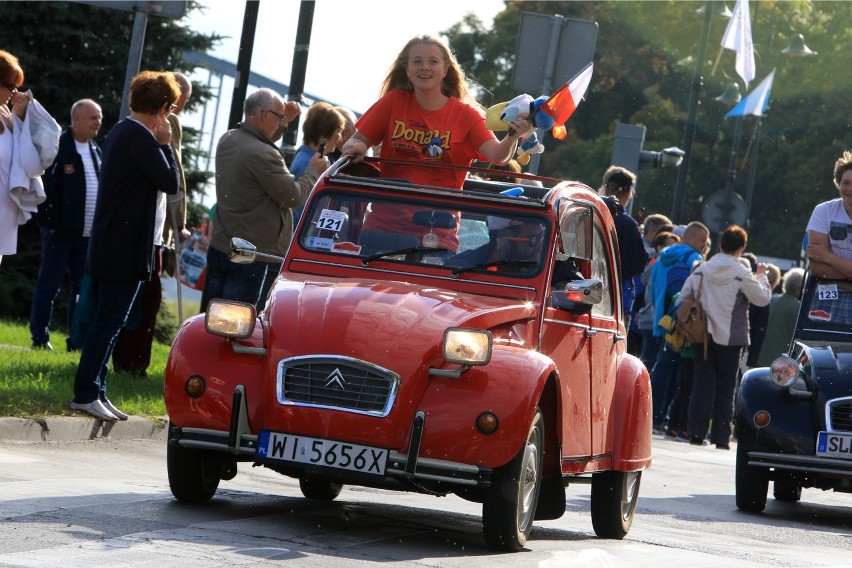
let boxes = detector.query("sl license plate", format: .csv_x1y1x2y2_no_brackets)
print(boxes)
256,431,388,475
816,431,852,459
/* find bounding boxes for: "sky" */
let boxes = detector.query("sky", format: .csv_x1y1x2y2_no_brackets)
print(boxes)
180,0,506,203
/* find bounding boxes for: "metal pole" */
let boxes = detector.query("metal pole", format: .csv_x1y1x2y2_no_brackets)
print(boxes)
280,0,316,158
722,114,744,227
671,0,714,223
119,6,149,120
529,14,564,176
743,118,763,226
227,0,260,130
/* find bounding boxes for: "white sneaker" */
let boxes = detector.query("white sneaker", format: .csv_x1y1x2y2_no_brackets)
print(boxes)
102,399,129,421
70,399,118,421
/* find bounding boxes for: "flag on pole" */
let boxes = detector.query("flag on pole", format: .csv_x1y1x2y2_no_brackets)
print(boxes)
725,69,775,119
721,0,755,88
541,62,594,140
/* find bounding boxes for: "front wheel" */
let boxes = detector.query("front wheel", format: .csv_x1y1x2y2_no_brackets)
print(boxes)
167,439,222,503
735,441,768,512
482,409,544,552
773,475,802,503
591,470,641,539
299,477,343,501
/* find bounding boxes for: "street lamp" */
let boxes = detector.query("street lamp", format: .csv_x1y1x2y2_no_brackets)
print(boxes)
670,1,716,224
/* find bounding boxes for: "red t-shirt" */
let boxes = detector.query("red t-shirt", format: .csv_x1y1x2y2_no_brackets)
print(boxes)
357,90,496,250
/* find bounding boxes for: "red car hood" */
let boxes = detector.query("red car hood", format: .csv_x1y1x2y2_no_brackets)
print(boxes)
264,277,537,368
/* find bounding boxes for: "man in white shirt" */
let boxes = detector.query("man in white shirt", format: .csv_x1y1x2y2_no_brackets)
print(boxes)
30,99,102,351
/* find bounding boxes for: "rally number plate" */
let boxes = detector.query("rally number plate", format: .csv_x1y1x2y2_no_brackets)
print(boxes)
257,431,388,475
816,431,852,460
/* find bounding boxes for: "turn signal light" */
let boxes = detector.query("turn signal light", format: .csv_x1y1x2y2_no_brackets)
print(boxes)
476,412,499,435
185,375,206,398
753,410,770,428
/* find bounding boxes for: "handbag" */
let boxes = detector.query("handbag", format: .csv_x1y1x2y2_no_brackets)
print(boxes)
675,272,708,357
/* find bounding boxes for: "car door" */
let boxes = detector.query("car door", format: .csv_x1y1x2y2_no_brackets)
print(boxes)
541,201,593,462
588,215,623,458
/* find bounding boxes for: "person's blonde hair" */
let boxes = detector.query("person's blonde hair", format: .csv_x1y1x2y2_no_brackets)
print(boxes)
380,35,483,112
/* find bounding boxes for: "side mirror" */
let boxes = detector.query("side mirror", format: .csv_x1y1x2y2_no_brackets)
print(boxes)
551,278,603,314
228,237,285,265
229,237,257,264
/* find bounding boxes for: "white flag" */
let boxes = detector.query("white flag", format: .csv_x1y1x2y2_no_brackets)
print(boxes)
721,0,755,88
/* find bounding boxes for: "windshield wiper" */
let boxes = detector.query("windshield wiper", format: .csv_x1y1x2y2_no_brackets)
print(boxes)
361,246,449,266
451,259,538,276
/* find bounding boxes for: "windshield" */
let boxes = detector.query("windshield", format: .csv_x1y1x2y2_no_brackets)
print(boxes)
805,279,852,328
298,190,550,277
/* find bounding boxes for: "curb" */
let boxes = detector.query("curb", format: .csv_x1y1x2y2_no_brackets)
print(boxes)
0,416,168,442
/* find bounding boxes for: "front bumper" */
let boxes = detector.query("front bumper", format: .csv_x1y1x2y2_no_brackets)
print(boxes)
168,385,492,487
746,451,852,478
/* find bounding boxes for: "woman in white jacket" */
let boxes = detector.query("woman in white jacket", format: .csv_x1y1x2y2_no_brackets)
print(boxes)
0,49,26,264
677,225,771,449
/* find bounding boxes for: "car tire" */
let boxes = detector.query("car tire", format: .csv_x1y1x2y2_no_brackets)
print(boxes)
482,408,544,552
299,477,343,501
735,441,768,512
590,470,641,539
773,476,802,503
167,433,222,503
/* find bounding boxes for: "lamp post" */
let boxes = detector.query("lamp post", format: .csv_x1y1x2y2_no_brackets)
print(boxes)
671,1,715,224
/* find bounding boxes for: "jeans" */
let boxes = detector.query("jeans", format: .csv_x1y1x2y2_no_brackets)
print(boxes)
112,274,162,375
650,343,682,428
73,278,142,404
639,329,661,372
29,226,88,348
687,339,743,445
201,246,268,311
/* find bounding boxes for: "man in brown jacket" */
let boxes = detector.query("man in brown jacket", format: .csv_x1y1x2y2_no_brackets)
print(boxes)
202,88,328,311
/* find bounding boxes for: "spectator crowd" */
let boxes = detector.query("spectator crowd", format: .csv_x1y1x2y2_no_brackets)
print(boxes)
1,35,844,432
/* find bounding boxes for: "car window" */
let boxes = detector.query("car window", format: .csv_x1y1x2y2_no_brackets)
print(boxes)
591,220,614,318
299,190,550,277
806,279,852,327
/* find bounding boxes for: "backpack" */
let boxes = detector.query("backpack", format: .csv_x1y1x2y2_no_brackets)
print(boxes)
675,272,708,357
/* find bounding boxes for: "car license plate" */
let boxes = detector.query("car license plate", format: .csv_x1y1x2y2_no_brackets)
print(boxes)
816,431,852,459
256,431,388,475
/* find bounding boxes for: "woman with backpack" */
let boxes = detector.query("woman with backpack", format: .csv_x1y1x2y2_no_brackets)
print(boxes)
678,225,772,449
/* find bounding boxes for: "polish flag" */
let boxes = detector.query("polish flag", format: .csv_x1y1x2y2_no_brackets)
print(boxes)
541,62,594,140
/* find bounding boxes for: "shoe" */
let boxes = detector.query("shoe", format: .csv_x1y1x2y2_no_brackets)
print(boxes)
32,341,54,351
70,399,118,421
664,428,679,440
716,444,730,450
689,436,709,447
101,399,129,421
675,432,690,443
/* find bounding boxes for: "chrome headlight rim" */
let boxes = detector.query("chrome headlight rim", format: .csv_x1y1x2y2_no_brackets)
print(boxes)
769,355,800,388
442,327,493,366
205,299,257,340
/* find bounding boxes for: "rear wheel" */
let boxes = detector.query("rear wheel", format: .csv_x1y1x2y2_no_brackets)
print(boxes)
482,409,544,551
299,477,343,501
167,435,222,503
735,441,768,512
590,470,641,539
773,475,802,503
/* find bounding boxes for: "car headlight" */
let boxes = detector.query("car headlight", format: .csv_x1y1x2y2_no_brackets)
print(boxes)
205,300,256,339
770,355,799,387
442,328,492,366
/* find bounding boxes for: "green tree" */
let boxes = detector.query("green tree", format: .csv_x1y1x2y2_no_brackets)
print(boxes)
0,0,218,322
445,0,852,260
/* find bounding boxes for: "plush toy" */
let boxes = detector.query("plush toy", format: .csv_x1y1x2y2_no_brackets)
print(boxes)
484,62,595,164
485,94,560,165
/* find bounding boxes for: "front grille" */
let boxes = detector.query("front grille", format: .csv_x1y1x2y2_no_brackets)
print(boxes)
827,397,852,433
277,356,399,417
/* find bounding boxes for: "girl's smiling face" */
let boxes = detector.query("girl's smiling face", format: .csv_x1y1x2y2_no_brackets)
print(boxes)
406,43,447,91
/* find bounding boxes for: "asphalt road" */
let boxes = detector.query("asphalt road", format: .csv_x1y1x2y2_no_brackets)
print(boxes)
1,435,851,567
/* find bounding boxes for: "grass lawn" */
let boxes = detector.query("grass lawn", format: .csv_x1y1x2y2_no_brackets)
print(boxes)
0,298,196,419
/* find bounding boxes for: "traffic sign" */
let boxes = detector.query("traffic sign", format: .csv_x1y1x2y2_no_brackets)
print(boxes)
702,190,748,233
